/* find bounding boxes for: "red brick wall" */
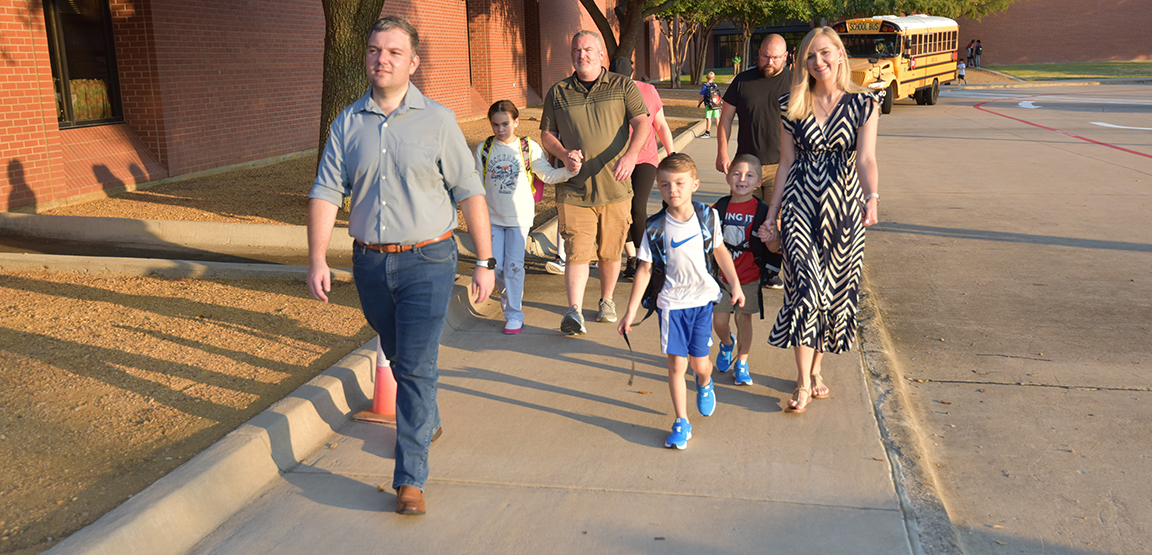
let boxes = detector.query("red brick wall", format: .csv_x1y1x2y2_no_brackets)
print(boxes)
110,0,168,169
538,0,616,92
140,0,324,176
466,0,534,109
643,17,671,81
957,0,1152,65
382,0,476,118
0,2,63,212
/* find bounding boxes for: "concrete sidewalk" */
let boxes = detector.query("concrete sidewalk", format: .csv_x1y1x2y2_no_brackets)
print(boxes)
41,130,923,555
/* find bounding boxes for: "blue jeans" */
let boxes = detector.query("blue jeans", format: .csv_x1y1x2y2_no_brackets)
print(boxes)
352,237,456,491
492,224,528,323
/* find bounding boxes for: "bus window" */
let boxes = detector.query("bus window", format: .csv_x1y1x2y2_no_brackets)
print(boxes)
843,33,901,58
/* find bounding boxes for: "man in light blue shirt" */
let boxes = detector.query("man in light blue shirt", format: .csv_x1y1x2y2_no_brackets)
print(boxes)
307,16,494,517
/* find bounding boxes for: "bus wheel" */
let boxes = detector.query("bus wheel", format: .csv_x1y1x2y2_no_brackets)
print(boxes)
913,89,926,105
881,82,894,114
926,79,940,105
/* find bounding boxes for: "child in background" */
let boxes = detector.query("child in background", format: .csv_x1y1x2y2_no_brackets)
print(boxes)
698,72,722,139
618,153,744,450
713,154,772,386
477,100,578,334
956,60,967,85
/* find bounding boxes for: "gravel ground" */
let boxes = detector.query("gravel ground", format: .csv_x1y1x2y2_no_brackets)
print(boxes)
4,96,697,554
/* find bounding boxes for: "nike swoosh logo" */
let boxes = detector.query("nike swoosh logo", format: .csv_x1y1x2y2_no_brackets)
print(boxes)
670,234,697,248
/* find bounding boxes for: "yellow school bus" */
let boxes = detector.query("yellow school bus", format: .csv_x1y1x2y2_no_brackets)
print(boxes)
832,15,959,114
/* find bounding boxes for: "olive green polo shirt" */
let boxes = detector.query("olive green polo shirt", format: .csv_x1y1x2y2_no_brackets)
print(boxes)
541,68,648,207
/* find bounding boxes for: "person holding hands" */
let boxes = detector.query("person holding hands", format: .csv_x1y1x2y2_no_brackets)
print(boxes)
760,27,880,413
618,153,744,449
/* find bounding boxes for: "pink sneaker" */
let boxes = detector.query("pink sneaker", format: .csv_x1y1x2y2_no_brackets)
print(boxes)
503,319,523,334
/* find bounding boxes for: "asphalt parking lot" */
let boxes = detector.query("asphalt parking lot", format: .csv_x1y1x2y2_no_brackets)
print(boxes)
867,83,1152,554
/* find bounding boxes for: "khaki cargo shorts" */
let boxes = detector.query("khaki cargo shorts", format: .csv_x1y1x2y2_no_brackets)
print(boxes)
558,200,631,265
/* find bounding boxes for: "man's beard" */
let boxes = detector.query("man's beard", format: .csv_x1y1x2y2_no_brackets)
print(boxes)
760,63,780,78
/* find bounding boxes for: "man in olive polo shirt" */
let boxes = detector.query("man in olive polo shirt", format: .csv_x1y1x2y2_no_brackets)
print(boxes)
540,30,650,335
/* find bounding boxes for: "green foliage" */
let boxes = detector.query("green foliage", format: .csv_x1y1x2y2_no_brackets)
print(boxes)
834,0,1019,20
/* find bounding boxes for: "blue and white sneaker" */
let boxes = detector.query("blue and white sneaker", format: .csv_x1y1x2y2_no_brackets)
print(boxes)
665,418,692,449
733,360,753,386
715,333,736,372
696,376,716,417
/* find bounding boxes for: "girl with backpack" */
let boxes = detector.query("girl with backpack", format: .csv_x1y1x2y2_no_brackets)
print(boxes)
476,100,578,334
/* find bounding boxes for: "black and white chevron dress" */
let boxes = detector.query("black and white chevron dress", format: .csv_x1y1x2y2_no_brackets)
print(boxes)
768,91,880,354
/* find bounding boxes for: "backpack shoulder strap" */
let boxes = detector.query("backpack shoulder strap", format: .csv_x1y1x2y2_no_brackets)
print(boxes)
518,137,532,177
694,202,715,253
644,208,669,268
751,197,769,229
714,196,730,220
481,137,496,180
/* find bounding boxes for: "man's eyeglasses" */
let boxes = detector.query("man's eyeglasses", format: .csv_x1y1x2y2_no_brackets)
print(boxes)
764,54,787,61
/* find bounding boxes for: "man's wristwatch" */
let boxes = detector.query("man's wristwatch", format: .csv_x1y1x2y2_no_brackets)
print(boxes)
476,258,497,270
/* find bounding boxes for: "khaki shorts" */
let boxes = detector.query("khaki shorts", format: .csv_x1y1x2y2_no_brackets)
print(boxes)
755,164,778,202
715,281,760,315
558,200,632,264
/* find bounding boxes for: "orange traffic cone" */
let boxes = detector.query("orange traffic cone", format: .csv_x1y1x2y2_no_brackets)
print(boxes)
354,337,397,424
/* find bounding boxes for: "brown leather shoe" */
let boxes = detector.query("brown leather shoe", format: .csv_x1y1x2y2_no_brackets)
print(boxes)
396,485,426,515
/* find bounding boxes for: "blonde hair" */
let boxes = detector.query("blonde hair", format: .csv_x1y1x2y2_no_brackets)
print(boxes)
785,27,869,122
658,153,698,180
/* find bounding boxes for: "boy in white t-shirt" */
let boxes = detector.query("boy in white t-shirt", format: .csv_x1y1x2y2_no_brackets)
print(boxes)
618,153,744,450
957,60,967,85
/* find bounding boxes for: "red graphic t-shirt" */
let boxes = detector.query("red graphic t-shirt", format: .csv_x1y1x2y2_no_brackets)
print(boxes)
714,198,761,285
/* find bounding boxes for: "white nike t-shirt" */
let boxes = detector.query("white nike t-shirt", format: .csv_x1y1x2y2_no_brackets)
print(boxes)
638,208,722,311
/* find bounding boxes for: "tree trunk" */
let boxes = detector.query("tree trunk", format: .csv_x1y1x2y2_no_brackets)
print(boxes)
615,4,644,61
318,0,386,171
689,22,716,86
577,0,649,61
579,0,619,57
738,21,753,75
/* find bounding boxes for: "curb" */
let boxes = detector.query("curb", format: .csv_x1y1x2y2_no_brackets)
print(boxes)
43,339,378,555
44,279,490,555
0,253,354,281
857,274,964,555
0,212,350,259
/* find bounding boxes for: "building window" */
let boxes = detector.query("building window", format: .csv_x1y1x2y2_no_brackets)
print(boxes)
43,0,122,127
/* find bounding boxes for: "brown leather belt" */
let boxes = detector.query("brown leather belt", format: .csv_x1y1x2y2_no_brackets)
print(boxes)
356,231,453,254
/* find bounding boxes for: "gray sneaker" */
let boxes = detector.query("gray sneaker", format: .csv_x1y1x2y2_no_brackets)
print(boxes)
764,274,784,289
560,305,586,335
545,257,565,275
597,298,617,323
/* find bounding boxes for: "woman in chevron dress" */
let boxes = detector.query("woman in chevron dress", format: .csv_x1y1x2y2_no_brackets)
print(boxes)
760,27,881,413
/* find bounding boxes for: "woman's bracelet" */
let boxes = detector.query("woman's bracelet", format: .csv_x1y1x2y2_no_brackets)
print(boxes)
863,193,879,202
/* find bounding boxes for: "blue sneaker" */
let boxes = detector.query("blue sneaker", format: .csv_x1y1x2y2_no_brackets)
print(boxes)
715,333,735,372
665,418,692,449
733,360,753,386
696,376,716,417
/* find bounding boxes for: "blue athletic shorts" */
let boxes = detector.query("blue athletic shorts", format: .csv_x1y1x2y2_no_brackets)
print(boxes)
658,304,714,358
